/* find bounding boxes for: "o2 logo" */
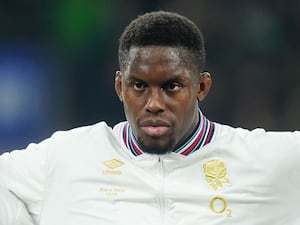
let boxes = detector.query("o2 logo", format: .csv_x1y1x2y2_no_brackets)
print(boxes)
209,196,232,217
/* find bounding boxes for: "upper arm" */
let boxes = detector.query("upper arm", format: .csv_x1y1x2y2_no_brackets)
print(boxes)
0,139,50,223
0,187,35,225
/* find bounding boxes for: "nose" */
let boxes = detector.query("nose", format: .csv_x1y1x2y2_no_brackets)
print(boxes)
145,88,165,113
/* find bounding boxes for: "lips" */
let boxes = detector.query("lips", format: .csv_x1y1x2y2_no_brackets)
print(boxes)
139,119,171,137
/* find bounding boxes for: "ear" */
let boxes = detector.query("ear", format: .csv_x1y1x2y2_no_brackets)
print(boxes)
115,71,123,102
197,72,212,102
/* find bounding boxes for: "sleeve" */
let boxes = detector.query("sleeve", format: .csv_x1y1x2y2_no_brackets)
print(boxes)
0,187,35,225
0,137,51,223
294,131,300,156
295,131,300,142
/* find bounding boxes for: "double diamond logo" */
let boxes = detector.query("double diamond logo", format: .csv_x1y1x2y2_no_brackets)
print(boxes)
103,158,124,169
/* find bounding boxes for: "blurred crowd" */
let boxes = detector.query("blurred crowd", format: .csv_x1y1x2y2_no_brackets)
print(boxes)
0,0,299,152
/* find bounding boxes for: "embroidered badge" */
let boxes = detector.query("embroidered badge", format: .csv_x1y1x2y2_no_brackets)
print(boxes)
203,160,230,190
103,158,124,169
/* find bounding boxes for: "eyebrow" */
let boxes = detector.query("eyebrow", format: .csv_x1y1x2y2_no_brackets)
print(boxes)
126,74,188,84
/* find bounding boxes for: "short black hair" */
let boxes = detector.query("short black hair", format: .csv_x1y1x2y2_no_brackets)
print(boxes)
118,11,206,73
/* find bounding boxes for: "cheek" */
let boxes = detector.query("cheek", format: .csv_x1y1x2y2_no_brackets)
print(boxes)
172,92,198,123
123,91,144,116
176,107,195,126
123,102,136,126
169,89,198,108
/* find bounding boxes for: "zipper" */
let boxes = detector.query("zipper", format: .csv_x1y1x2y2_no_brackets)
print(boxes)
158,156,165,225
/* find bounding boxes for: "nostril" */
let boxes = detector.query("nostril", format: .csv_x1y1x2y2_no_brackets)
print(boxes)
145,98,165,113
146,108,164,113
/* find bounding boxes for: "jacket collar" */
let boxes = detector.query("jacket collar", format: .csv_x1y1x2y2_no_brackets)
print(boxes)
122,109,215,157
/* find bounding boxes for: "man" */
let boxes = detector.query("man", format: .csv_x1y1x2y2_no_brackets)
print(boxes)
1,11,300,225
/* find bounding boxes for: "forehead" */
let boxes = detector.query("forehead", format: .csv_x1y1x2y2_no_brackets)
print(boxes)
124,46,194,78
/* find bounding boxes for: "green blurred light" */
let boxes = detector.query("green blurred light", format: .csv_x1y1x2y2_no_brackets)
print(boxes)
53,0,112,43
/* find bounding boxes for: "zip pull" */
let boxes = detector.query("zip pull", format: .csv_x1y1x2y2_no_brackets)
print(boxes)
158,155,164,163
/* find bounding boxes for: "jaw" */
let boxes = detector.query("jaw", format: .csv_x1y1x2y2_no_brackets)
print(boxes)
137,135,176,154
133,124,176,154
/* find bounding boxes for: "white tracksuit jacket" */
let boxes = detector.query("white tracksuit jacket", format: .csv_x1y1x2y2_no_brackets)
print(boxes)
0,121,300,225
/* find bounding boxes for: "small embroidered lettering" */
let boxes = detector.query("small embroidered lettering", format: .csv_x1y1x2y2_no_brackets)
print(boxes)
99,187,126,197
102,170,122,175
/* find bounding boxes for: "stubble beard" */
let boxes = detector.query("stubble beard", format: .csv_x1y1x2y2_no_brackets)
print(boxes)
137,137,176,155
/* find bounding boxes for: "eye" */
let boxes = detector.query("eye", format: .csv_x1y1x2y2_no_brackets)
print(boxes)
163,82,181,92
133,81,147,91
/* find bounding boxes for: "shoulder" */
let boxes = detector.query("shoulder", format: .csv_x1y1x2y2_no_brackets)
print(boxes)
23,121,127,167
215,122,300,137
43,121,122,147
213,122,300,149
12,121,117,157
51,121,112,139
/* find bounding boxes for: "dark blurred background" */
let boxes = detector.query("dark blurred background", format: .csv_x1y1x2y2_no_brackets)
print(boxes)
0,0,299,152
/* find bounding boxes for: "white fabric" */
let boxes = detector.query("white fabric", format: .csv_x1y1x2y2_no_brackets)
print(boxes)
0,187,34,225
1,121,300,225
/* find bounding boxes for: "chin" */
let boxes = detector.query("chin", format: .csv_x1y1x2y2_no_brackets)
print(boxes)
139,139,175,155
143,147,173,155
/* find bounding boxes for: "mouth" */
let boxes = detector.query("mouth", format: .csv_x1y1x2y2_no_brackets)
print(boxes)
140,120,171,137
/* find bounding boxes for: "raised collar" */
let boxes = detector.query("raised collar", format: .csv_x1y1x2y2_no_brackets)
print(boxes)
122,110,215,156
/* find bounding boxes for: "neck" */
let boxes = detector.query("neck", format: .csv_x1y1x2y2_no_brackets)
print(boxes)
122,109,215,156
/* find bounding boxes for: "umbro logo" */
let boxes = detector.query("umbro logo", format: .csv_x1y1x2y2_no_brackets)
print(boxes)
103,158,124,169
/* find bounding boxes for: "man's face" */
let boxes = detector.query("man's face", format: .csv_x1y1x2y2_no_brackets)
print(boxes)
115,46,211,154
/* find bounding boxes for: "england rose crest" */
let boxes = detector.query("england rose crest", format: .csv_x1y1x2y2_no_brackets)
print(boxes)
203,160,230,190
